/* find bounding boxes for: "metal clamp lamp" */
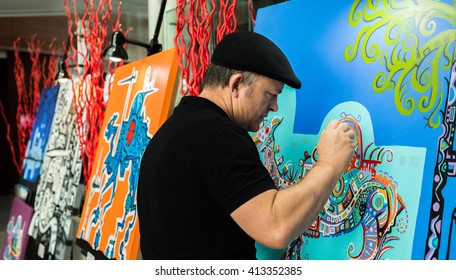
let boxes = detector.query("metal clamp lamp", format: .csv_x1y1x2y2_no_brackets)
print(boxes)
102,0,167,62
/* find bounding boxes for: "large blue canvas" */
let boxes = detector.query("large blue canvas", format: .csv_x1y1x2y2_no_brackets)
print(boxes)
19,84,59,193
253,0,456,259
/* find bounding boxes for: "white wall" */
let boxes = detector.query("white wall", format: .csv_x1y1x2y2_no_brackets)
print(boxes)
148,0,177,50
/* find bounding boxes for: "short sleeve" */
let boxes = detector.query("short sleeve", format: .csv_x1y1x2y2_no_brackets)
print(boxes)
191,124,276,214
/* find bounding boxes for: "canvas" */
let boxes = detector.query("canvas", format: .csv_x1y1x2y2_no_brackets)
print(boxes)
253,0,456,259
1,197,34,260
253,90,425,260
27,81,83,260
76,48,179,260
18,85,59,198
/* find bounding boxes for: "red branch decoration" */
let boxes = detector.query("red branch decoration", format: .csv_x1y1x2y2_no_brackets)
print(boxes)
1,36,58,175
247,0,256,25
64,0,126,184
0,102,20,173
174,0,255,96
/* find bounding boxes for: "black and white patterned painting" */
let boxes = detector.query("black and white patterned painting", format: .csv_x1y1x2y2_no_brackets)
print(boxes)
28,81,83,259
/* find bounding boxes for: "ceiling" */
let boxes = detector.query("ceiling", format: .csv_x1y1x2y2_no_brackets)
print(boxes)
0,0,149,55
0,0,148,17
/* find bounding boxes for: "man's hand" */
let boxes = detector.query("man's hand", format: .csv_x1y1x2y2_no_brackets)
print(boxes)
316,119,356,175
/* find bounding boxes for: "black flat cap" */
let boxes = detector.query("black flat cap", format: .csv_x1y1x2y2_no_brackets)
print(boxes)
211,31,301,89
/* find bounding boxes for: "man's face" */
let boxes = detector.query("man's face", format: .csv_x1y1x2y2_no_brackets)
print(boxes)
237,75,284,132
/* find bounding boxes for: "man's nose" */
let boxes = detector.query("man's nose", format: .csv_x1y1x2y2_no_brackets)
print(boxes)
269,100,278,112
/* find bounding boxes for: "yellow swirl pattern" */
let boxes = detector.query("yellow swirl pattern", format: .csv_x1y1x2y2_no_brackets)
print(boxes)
345,0,456,128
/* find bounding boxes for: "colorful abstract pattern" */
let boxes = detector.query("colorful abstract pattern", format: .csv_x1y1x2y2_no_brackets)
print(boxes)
426,60,456,259
77,49,179,260
19,85,59,193
253,98,424,260
1,197,34,260
27,81,83,260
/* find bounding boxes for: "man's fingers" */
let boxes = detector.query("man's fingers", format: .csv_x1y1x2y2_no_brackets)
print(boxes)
340,122,351,132
327,119,341,129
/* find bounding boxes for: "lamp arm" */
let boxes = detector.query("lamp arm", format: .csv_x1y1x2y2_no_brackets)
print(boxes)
125,38,154,51
103,0,168,59
152,0,167,43
144,0,167,56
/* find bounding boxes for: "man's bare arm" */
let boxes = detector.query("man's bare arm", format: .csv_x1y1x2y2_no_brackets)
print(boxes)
231,120,356,249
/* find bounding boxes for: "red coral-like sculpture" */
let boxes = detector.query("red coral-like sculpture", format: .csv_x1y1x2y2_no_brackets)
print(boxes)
174,0,255,96
64,0,126,185
0,36,58,175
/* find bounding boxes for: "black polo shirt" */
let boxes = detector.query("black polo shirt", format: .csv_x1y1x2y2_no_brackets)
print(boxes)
137,96,275,259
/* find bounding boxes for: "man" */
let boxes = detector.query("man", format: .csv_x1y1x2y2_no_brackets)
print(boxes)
137,31,356,259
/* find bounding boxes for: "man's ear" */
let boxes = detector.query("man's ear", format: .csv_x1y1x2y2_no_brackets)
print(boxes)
228,73,243,98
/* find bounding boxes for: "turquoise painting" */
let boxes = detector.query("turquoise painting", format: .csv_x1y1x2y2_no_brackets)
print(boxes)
253,89,425,259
